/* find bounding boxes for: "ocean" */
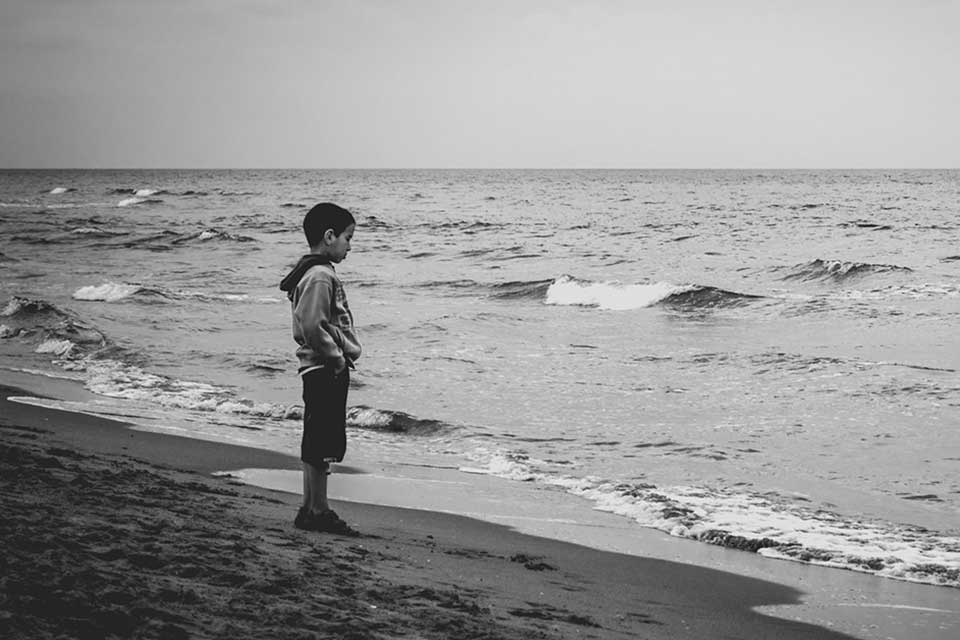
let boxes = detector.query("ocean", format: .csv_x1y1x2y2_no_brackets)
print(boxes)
1,168,957,588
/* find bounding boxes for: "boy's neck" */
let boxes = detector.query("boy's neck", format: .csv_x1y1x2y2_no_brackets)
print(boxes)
308,247,334,260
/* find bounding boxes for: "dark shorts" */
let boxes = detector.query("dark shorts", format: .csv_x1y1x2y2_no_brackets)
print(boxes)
301,367,350,467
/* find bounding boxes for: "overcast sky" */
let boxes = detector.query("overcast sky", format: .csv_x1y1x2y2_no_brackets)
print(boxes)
1,0,957,169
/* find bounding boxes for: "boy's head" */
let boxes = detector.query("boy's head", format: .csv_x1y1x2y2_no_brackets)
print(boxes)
303,203,356,261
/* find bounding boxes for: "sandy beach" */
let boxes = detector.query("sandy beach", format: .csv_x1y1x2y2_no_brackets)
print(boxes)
0,383,882,640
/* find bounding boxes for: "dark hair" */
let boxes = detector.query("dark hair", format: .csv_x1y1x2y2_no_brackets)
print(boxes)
303,202,356,247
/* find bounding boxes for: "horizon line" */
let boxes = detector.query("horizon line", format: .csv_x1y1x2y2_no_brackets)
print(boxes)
2,167,958,172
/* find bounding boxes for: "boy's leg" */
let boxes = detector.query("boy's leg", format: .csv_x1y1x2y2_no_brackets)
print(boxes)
303,460,330,514
301,463,312,509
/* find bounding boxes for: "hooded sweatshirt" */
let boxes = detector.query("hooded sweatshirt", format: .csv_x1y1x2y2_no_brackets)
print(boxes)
280,255,361,373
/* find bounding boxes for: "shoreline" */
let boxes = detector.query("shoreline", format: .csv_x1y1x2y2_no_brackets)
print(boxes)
1,378,958,639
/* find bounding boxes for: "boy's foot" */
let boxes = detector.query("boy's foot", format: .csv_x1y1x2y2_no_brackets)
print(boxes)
313,509,359,536
294,507,358,536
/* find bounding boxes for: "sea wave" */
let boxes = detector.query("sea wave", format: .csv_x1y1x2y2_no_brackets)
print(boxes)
1,296,109,353
3,297,429,429
544,275,758,310
70,282,269,304
346,405,448,435
660,286,763,309
70,226,129,238
35,339,77,356
187,228,256,243
3,306,293,422
433,220,505,233
72,283,143,302
779,259,913,283
102,228,257,251
16,326,445,433
110,188,167,196
62,358,294,419
489,279,554,300
462,450,960,588
167,228,256,245
117,197,164,207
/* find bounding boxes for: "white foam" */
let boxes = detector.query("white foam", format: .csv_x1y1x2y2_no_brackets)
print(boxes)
0,324,16,338
117,197,146,207
347,406,401,430
36,339,75,356
169,289,251,303
68,284,257,305
1,299,24,316
72,282,142,302
545,275,693,310
461,450,545,481
77,358,289,419
49,187,69,195
460,448,960,587
71,226,126,236
134,188,159,197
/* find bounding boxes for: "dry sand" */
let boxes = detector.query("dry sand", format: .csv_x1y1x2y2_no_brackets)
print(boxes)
1,384,866,639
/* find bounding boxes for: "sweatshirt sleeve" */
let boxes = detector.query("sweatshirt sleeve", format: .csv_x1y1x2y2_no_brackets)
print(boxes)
294,273,344,367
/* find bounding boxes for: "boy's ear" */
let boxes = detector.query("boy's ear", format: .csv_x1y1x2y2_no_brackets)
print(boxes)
323,228,337,244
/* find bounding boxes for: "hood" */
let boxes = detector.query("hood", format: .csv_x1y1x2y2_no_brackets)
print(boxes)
279,254,331,294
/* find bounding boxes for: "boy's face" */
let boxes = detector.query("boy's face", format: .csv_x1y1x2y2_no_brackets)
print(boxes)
326,223,355,263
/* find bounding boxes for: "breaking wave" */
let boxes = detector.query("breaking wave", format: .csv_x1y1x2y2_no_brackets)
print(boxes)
1,296,109,357
346,405,448,435
72,283,167,303
544,275,759,310
71,282,269,304
110,188,167,196
117,197,164,207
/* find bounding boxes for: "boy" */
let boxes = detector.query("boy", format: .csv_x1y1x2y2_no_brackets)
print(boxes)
279,202,361,535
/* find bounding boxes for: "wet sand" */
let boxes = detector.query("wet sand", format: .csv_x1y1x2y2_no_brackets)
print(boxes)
0,384,872,639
